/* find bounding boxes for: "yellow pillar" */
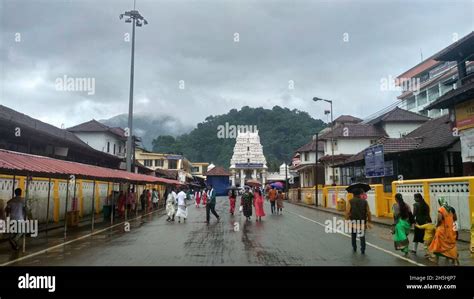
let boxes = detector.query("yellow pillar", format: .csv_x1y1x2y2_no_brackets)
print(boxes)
323,187,328,208
78,180,83,217
20,176,26,189
53,179,60,223
423,181,431,209
374,185,384,217
469,178,474,254
95,182,100,214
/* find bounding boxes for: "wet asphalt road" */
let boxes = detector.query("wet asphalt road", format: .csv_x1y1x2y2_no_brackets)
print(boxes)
4,197,473,266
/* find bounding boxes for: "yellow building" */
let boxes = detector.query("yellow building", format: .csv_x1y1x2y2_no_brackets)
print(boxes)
191,162,209,177
135,148,193,183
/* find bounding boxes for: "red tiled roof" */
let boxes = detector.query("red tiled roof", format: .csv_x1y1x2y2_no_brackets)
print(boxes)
205,166,230,176
0,149,181,184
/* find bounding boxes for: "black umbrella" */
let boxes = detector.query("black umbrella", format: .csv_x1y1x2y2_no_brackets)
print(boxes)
346,183,371,193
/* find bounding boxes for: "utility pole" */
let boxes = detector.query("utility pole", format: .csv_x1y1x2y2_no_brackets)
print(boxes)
313,97,335,185
120,4,148,173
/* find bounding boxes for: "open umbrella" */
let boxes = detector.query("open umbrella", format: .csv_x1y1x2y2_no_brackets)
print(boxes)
271,182,284,189
346,182,371,193
246,179,261,187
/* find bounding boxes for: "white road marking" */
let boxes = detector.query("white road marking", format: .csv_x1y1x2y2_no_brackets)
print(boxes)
285,210,425,266
1,210,163,267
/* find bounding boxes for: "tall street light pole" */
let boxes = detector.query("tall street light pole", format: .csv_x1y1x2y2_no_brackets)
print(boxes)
313,97,335,185
120,8,148,173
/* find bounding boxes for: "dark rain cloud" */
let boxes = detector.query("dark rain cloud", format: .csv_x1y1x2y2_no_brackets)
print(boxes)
1,0,473,128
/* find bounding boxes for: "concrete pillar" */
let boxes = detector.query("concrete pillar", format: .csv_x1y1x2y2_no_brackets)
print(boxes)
240,169,245,187
252,169,257,179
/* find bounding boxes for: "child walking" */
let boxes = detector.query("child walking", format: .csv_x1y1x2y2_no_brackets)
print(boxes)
415,221,436,258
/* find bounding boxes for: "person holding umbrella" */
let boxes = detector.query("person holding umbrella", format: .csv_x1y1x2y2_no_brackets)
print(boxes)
345,183,372,254
241,186,254,221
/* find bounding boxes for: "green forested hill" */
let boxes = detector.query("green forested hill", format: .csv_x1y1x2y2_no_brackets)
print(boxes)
152,106,326,171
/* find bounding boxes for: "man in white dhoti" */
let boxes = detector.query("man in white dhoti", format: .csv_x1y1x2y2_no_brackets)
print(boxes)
175,188,188,223
166,189,176,222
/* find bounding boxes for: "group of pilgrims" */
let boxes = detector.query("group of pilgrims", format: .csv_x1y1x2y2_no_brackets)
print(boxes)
162,183,285,225
345,183,460,265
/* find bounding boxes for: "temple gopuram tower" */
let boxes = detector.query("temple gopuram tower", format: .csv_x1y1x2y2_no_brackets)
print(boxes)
229,130,267,187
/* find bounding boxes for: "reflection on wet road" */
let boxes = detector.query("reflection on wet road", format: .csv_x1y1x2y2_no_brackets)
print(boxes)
2,197,472,266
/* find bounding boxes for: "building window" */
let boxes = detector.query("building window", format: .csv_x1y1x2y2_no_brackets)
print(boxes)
247,147,250,151
247,158,250,163
192,167,200,173
406,97,416,110
304,152,309,161
168,160,178,169
107,142,110,153
113,144,116,155
119,145,122,154
155,159,164,167
417,90,427,106
144,160,153,167
428,85,439,102
333,140,338,151
370,139,377,145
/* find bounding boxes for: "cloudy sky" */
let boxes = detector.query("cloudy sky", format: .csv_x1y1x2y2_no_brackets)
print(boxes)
1,0,473,129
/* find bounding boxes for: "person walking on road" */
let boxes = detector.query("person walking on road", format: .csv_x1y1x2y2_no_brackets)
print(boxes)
276,190,284,215
175,188,188,223
268,187,277,214
429,197,459,265
345,187,371,254
201,188,207,206
254,187,265,221
5,188,26,251
411,193,430,255
241,186,254,221
152,188,159,210
392,193,413,257
206,185,220,224
228,189,237,215
165,189,176,222
140,189,147,213
195,189,201,208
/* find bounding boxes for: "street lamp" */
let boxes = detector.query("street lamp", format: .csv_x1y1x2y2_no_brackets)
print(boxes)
313,97,335,186
120,8,148,173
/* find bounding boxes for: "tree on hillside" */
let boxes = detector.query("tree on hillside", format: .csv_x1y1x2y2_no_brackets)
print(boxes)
152,106,326,171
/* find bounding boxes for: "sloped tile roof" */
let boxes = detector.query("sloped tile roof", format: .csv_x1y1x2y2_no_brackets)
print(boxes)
206,166,231,176
296,139,325,152
334,115,362,124
338,114,459,166
367,107,430,125
68,119,126,139
319,123,387,140
0,105,99,151
406,114,458,149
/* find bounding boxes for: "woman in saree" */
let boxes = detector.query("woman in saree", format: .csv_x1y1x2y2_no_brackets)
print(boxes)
228,189,237,215
201,188,207,206
429,197,459,265
241,186,254,221
195,189,201,208
392,193,412,256
253,187,265,221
